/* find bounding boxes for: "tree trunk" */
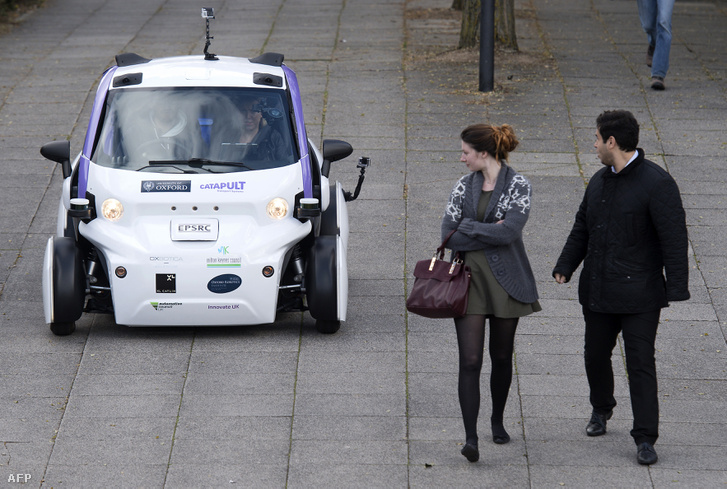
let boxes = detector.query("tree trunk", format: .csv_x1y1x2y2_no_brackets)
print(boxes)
458,0,480,48
457,0,518,50
495,0,518,50
451,0,464,10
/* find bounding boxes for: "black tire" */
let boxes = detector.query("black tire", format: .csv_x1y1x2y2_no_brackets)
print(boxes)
315,319,340,334
319,185,339,237
50,321,76,336
306,236,338,326
50,237,86,335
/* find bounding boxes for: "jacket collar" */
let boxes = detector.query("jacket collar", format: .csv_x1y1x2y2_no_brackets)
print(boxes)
470,162,513,217
603,148,645,178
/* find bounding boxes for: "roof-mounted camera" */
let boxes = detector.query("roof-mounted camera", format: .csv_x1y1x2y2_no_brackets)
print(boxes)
202,7,218,61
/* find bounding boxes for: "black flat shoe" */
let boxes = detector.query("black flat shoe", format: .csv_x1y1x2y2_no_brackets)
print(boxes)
460,443,479,462
492,422,510,444
637,442,658,465
586,410,612,437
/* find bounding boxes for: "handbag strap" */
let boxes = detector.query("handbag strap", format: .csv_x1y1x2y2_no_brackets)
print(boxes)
436,229,457,258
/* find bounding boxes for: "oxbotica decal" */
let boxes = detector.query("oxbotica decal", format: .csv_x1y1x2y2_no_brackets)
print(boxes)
141,180,191,192
150,256,183,266
199,180,246,193
207,274,242,294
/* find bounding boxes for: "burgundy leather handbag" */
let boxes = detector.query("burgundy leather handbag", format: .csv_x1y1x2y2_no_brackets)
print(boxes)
406,230,471,319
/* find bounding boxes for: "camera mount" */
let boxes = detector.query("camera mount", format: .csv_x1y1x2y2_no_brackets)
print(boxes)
202,8,218,61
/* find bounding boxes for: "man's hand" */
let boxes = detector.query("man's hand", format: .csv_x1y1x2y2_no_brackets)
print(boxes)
554,273,567,284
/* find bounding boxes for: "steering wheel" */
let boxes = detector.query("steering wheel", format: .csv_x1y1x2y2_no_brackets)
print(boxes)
137,139,189,159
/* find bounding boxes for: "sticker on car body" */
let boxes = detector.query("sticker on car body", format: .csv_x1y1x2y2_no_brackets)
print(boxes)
171,219,219,241
206,257,242,268
198,181,246,193
141,180,191,192
207,274,242,294
156,273,177,293
150,301,182,311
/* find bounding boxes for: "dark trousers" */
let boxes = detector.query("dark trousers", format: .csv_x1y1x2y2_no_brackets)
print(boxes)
583,307,661,445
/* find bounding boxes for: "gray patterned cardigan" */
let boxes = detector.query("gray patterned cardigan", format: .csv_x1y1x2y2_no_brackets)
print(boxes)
441,164,539,304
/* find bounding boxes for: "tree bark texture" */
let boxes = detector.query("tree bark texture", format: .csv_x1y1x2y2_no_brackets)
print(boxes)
458,0,480,48
495,0,518,50
457,0,518,50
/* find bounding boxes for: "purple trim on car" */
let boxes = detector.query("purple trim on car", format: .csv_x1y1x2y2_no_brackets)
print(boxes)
78,66,117,198
282,65,312,199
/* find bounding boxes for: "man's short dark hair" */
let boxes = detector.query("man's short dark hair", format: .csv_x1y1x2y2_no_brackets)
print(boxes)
596,110,639,152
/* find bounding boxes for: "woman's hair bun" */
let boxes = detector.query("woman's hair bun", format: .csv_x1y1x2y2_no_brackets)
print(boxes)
461,123,519,161
495,124,519,154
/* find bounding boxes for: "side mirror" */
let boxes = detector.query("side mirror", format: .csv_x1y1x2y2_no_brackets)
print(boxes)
41,140,72,179
321,139,353,177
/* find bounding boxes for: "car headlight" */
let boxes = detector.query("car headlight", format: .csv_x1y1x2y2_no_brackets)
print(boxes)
101,199,124,221
266,198,288,220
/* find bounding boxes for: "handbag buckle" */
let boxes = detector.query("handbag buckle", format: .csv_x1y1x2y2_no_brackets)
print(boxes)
449,256,463,274
428,256,438,271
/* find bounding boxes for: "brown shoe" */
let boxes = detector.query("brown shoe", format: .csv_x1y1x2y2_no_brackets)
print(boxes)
651,76,665,90
646,45,655,67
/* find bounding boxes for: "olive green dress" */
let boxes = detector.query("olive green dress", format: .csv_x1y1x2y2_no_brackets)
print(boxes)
464,191,542,318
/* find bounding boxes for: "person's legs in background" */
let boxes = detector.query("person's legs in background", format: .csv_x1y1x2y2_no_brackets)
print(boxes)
637,0,674,89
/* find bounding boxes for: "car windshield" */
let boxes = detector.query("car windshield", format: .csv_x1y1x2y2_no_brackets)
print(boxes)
91,87,298,173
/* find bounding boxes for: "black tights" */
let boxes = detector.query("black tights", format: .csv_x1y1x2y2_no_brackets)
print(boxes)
455,314,519,444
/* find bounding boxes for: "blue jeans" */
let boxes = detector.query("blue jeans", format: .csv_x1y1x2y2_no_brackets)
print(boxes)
637,0,674,78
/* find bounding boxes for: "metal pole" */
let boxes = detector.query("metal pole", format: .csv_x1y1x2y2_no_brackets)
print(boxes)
479,0,495,92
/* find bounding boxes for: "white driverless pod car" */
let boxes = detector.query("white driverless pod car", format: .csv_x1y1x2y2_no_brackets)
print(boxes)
40,13,369,336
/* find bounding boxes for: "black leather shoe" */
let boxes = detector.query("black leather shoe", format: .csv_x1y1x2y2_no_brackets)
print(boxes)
586,411,612,437
460,443,479,462
637,442,658,465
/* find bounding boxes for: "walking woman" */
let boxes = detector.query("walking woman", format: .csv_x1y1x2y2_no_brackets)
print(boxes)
441,124,541,462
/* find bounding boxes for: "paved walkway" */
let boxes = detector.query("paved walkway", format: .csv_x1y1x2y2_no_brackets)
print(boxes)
0,0,725,487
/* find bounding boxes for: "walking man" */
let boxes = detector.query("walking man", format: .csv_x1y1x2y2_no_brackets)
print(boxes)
553,110,690,465
637,0,675,90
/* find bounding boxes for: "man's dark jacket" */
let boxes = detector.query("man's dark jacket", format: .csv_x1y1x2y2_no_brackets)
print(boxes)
553,149,690,313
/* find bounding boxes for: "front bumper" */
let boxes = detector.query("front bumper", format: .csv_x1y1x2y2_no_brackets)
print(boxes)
80,215,311,326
